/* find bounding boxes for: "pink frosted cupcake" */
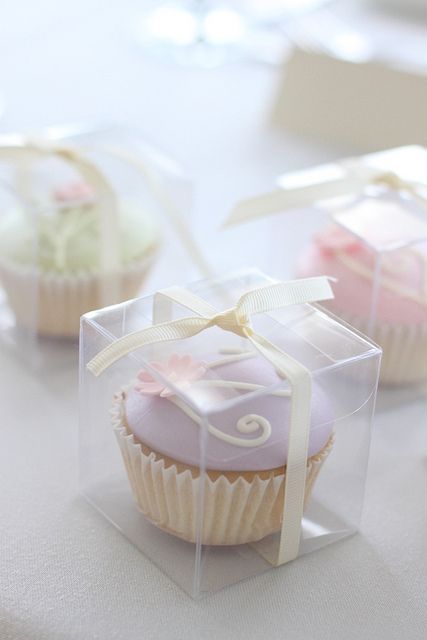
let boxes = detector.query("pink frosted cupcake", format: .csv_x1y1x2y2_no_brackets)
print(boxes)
296,221,427,385
112,350,334,546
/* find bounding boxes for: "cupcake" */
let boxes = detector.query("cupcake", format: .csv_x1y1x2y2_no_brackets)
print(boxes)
0,181,159,338
296,210,427,385
111,350,334,546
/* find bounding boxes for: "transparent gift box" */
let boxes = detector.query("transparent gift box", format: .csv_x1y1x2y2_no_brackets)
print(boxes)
79,269,381,597
222,146,427,387
0,123,208,368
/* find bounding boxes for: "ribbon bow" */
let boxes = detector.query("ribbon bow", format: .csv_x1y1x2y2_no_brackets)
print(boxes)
87,275,334,566
224,153,427,228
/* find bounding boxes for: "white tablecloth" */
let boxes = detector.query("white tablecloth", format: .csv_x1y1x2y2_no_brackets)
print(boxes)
1,2,426,638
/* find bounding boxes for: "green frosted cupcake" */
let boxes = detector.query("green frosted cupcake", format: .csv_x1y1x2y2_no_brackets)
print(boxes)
0,181,159,338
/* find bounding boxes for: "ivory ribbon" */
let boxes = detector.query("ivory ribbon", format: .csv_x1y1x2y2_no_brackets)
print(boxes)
224,158,427,228
87,275,335,566
100,143,213,279
224,159,427,324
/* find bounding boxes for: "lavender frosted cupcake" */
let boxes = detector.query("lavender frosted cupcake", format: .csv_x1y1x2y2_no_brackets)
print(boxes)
112,349,334,546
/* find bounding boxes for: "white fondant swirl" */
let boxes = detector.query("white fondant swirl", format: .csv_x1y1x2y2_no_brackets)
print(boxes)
131,350,290,449
237,414,271,436
169,393,273,448
165,351,290,447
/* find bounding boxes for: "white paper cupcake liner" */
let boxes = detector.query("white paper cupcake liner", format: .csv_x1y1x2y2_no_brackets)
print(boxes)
111,394,334,546
337,311,427,385
0,252,156,339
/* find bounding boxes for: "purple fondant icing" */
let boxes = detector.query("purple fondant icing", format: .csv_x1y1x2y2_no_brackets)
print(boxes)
125,354,334,472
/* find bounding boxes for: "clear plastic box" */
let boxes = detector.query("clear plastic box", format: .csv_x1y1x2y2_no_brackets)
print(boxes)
0,123,207,369
222,146,427,386
79,269,381,597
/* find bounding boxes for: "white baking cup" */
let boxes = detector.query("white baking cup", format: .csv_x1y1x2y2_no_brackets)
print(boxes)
337,311,427,385
112,394,334,546
0,251,156,339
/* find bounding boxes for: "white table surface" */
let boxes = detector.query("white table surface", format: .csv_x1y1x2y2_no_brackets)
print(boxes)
1,2,426,639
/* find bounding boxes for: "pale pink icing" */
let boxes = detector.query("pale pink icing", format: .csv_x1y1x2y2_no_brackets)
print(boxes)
53,181,94,203
125,354,333,472
296,225,427,325
135,354,207,398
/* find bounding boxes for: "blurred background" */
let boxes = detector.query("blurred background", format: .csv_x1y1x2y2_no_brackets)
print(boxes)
2,0,427,248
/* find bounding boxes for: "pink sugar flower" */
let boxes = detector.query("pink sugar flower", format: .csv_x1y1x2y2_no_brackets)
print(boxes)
53,181,95,204
135,354,207,398
315,225,361,257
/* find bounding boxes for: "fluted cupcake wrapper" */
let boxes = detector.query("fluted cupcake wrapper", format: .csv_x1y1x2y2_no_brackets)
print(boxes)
112,394,334,546
0,252,155,339
337,312,427,385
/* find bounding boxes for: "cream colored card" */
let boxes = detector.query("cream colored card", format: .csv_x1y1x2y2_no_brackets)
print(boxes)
271,47,427,151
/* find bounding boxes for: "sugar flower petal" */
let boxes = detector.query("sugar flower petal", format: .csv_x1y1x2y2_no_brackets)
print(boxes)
134,354,207,398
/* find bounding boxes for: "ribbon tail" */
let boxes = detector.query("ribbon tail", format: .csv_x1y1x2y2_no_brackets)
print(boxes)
223,189,293,228
223,177,364,228
247,330,312,565
100,144,214,279
222,162,403,229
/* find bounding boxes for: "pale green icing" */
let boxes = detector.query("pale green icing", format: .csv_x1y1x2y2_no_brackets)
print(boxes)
0,201,159,274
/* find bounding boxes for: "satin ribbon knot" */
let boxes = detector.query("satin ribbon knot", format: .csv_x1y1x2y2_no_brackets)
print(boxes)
209,307,252,338
372,171,411,193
